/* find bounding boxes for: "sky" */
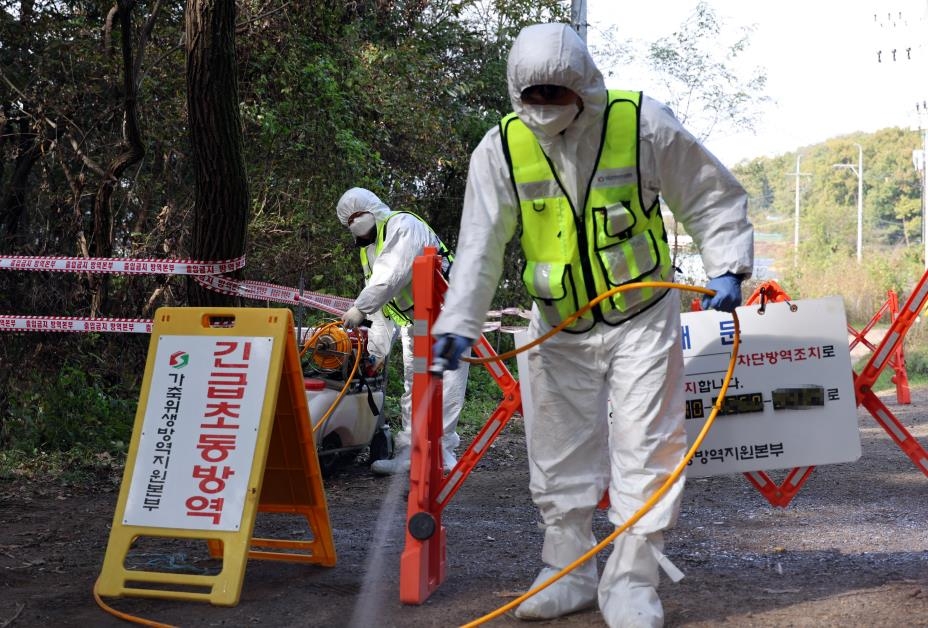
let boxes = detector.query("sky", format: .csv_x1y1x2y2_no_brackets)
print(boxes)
584,0,928,167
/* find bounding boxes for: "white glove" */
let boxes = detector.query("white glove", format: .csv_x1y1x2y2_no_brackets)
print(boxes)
341,306,366,329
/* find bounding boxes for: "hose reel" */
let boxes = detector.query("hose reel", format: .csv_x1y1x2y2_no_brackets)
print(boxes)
300,322,374,382
302,324,353,376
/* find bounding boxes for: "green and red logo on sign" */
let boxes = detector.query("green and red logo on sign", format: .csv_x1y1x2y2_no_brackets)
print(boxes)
169,350,189,368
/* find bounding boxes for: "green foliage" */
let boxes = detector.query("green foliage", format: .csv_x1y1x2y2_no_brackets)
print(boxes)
457,364,509,435
778,246,921,323
1,0,566,460
380,348,405,431
231,0,569,308
902,344,928,386
457,332,522,436
855,320,928,394
895,320,928,385
3,365,136,453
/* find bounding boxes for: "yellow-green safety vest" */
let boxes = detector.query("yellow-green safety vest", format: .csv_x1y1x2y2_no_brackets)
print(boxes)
360,211,452,326
500,89,672,332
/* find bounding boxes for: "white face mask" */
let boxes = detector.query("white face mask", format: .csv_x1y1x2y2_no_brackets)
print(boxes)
348,212,376,238
521,103,580,138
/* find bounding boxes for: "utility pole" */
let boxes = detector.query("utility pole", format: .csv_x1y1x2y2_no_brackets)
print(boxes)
921,124,928,269
788,154,811,267
571,0,587,42
833,143,864,263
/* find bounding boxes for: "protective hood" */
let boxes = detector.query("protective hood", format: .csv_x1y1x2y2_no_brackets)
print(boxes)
507,23,607,136
336,187,393,226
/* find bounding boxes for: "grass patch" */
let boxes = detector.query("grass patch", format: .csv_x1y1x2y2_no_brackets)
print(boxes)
0,447,125,490
854,333,928,393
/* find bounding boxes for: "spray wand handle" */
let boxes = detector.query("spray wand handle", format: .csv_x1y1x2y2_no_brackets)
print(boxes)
428,354,450,376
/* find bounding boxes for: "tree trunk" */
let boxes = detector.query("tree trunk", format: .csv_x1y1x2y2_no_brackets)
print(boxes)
0,111,39,248
89,0,149,316
184,0,248,307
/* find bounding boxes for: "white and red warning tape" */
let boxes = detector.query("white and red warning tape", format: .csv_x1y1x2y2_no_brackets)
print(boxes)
482,307,531,333
193,275,353,316
1,254,530,334
0,316,152,334
0,254,245,275
1,254,352,333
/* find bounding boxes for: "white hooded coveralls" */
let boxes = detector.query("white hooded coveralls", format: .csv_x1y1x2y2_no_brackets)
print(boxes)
431,23,753,628
336,187,469,458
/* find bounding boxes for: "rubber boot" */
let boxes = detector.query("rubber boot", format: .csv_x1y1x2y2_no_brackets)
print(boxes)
514,562,598,620
515,512,598,620
598,532,664,628
440,441,458,473
371,445,410,476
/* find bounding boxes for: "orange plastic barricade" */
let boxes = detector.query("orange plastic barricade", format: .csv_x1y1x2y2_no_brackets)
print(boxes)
399,248,522,605
853,273,928,475
848,289,910,404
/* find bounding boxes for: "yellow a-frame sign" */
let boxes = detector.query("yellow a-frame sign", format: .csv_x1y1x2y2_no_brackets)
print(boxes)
96,307,335,606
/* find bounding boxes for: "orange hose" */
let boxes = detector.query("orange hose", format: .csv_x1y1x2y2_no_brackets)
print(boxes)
93,578,176,628
464,281,714,365
312,337,362,434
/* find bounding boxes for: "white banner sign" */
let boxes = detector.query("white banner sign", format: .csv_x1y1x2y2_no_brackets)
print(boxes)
681,296,861,477
124,335,273,530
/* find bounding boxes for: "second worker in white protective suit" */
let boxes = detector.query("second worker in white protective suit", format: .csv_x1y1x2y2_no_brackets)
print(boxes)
337,187,470,475
431,23,753,627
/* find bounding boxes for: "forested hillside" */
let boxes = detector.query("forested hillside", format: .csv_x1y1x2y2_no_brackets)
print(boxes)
732,128,925,320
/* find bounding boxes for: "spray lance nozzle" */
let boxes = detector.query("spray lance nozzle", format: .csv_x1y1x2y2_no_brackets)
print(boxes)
428,335,457,375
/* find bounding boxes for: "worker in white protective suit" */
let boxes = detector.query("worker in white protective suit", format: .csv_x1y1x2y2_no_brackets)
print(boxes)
337,187,470,475
430,23,753,628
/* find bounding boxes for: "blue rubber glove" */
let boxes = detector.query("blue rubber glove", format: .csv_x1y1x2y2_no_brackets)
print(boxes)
701,272,743,312
430,334,474,373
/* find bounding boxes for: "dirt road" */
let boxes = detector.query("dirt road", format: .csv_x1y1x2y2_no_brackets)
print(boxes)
1,386,927,627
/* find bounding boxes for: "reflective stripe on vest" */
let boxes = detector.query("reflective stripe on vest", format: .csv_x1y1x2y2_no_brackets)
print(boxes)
360,211,452,326
500,89,671,331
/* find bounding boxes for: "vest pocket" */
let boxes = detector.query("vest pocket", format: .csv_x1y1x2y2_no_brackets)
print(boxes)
384,302,413,325
385,291,415,325
522,261,580,326
596,231,661,310
392,291,414,313
593,201,637,246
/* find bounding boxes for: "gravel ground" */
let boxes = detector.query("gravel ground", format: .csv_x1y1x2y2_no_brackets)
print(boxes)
1,384,927,627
